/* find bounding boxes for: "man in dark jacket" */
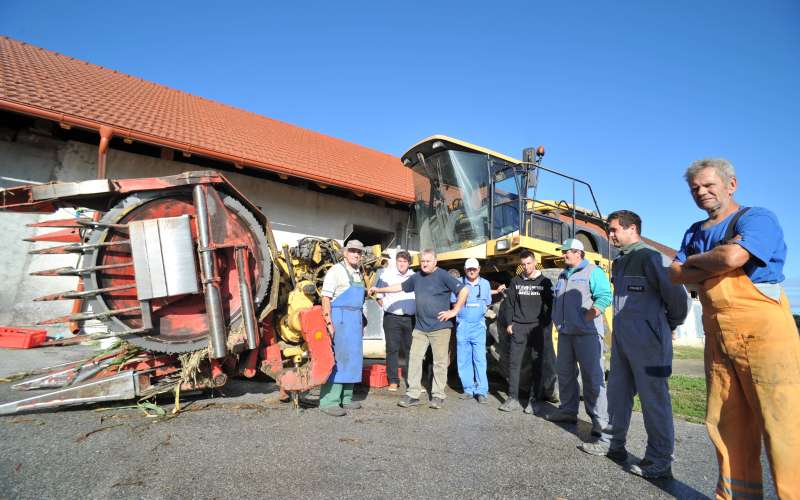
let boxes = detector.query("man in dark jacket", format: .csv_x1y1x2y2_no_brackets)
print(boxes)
499,250,554,413
579,211,688,480
370,249,469,410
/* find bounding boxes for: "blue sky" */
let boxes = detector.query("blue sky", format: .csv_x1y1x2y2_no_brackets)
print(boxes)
2,1,798,304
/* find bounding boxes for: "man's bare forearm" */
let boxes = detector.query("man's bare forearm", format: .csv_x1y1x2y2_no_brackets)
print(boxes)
370,283,403,294
452,286,469,313
684,244,749,274
322,296,332,318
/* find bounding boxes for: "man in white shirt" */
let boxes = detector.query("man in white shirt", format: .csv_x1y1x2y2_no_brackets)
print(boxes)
375,250,416,391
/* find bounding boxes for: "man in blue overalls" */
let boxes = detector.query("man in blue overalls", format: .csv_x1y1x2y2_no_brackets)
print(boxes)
454,258,493,404
319,240,366,417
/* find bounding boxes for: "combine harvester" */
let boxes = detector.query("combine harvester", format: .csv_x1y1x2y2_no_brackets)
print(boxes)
0,171,384,415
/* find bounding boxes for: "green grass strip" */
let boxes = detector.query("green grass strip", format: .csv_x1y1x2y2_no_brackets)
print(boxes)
633,374,707,424
673,345,705,360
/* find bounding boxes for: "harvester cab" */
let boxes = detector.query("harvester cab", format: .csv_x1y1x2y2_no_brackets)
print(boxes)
401,136,613,274
400,136,615,380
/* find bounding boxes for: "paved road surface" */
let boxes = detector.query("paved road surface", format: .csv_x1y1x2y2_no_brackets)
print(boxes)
0,346,776,499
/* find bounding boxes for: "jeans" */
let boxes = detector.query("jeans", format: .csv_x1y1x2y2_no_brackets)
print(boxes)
407,328,451,400
383,314,414,384
508,323,542,401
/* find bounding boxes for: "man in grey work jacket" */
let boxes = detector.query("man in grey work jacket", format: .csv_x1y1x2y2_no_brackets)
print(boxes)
578,211,689,479
546,238,612,439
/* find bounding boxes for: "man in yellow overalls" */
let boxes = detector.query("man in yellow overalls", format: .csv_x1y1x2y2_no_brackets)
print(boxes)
669,158,799,499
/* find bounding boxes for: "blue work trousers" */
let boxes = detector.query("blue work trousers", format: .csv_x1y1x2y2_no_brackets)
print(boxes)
557,333,609,435
456,320,488,397
606,319,674,465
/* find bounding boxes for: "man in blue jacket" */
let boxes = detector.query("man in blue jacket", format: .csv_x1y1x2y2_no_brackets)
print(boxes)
546,238,612,439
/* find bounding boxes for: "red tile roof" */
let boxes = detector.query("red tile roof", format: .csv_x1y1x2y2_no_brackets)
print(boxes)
643,237,677,259
0,36,414,202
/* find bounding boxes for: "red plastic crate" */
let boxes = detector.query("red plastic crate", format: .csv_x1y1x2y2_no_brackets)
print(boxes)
0,327,48,349
362,364,389,388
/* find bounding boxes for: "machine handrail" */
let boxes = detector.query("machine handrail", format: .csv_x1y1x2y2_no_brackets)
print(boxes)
518,161,604,241
520,162,603,220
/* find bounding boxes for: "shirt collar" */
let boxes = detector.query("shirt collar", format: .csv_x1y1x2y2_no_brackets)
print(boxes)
619,240,646,255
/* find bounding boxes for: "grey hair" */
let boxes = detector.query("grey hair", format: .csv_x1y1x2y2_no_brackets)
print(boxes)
420,248,437,259
684,158,736,183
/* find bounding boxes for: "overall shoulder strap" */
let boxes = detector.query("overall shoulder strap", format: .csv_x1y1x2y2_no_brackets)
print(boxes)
723,207,751,243
340,262,356,285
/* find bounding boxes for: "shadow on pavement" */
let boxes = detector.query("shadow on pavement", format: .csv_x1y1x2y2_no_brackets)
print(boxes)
622,452,711,499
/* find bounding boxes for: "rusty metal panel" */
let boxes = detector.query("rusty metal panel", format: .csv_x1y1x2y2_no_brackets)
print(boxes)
0,371,138,416
30,179,112,201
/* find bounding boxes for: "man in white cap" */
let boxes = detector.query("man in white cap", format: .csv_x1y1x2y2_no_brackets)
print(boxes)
319,239,367,416
546,238,612,440
453,258,495,403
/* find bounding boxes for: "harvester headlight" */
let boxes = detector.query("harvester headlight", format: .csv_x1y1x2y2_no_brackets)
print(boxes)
432,141,445,150
495,239,510,251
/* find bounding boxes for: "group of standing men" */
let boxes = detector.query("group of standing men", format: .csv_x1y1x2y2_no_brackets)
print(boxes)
319,157,799,498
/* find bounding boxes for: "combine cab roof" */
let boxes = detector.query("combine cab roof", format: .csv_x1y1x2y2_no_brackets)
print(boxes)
401,135,521,167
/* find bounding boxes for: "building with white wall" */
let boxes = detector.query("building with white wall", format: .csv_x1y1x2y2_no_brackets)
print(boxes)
0,37,412,334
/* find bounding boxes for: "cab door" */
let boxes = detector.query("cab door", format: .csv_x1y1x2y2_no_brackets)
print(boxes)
490,159,522,239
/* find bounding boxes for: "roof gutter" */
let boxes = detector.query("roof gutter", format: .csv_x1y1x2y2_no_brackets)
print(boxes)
0,98,414,203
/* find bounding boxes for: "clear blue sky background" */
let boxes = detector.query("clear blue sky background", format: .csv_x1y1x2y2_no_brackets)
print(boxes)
2,1,798,305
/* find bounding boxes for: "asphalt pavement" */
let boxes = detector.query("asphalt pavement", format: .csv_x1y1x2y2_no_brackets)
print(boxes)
0,346,777,499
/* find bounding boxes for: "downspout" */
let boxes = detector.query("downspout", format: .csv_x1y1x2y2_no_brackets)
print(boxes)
69,126,113,333
97,126,113,179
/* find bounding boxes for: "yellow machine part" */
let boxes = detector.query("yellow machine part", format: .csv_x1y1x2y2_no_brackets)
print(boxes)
283,345,307,358
278,280,315,344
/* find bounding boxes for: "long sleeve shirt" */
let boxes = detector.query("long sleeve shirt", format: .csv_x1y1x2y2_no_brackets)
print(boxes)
503,272,553,326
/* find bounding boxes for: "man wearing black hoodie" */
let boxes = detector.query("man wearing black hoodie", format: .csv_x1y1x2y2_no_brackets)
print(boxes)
500,250,554,413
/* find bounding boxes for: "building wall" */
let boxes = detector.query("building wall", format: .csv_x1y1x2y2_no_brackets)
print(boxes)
0,132,408,330
673,299,705,347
